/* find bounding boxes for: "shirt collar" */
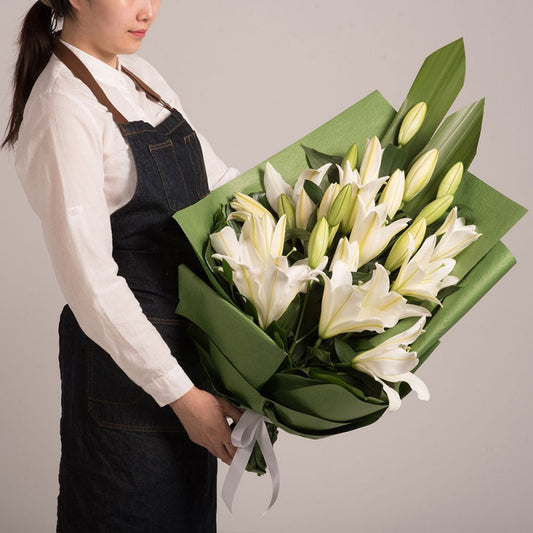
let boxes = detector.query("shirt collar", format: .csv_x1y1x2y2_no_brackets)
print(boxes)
59,39,128,88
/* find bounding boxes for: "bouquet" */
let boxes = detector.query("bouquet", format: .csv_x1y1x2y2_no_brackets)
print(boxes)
173,39,526,509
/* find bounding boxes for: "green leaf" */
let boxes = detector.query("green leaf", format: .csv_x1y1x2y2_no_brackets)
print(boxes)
303,180,324,205
381,38,466,159
273,331,285,350
379,144,411,177
249,191,272,212
436,284,460,301
302,145,342,169
266,320,290,350
306,347,332,366
404,99,485,215
276,294,301,333
334,338,356,363
211,205,228,233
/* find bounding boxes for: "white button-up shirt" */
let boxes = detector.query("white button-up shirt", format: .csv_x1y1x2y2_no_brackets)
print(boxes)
14,40,239,407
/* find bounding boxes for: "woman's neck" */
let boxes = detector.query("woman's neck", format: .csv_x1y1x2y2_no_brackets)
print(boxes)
60,23,119,69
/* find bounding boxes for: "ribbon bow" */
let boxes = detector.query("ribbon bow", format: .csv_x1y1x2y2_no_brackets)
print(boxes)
222,410,280,512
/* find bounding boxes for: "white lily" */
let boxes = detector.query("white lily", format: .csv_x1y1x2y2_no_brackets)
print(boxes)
209,225,240,261
432,207,481,261
318,262,429,339
241,214,287,266
392,234,458,304
264,162,331,229
231,255,324,329
211,214,286,271
338,160,388,216
351,317,430,411
349,197,410,267
337,138,387,234
330,237,359,272
356,263,430,328
229,192,276,224
211,215,326,329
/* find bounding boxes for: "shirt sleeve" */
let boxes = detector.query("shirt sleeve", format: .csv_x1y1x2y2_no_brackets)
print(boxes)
129,56,240,190
15,91,194,407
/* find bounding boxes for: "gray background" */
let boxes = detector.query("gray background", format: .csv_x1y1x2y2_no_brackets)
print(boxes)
1,1,531,532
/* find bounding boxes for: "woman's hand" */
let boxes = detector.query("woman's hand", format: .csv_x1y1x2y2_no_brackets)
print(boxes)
170,387,242,465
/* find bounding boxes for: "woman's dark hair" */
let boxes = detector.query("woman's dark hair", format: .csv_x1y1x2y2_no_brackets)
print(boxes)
2,1,75,149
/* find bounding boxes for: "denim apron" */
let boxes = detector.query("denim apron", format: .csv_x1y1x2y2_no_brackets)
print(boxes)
53,38,216,532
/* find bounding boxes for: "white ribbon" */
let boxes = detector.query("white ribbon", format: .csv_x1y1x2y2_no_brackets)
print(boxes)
222,409,280,512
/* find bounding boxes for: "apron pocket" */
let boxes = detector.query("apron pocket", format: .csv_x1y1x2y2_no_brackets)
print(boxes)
87,316,204,433
149,139,193,211
183,131,210,199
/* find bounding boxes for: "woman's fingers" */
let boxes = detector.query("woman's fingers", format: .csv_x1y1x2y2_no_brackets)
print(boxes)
217,396,243,423
169,387,241,464
215,442,233,465
223,438,238,459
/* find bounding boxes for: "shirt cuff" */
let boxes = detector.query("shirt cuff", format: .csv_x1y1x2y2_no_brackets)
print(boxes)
142,363,195,407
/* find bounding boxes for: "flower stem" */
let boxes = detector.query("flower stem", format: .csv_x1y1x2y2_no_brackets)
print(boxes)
333,361,351,368
292,326,318,346
288,283,311,358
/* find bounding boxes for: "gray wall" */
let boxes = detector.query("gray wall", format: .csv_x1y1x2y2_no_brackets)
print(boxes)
1,1,531,532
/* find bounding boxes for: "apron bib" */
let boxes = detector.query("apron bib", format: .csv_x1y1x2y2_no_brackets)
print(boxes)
53,38,216,532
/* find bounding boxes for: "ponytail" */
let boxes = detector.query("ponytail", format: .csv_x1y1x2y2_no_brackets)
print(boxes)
2,1,73,149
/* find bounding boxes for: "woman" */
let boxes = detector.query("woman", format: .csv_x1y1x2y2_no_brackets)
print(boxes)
4,1,242,531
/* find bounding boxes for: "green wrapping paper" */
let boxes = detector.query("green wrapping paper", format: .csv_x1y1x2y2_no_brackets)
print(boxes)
173,40,527,442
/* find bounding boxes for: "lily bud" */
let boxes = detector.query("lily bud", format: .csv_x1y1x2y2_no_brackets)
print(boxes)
308,216,330,268
398,102,427,146
277,193,296,230
328,184,352,227
437,162,463,197
317,183,340,220
341,143,358,171
328,224,339,247
340,193,359,234
385,218,427,272
379,169,405,219
414,194,454,226
403,149,439,202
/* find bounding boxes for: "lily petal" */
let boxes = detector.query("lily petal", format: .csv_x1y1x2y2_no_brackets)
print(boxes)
264,162,293,213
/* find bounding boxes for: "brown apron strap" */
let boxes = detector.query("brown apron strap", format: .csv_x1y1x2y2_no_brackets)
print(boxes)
52,36,173,125
53,37,128,124
121,65,173,113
